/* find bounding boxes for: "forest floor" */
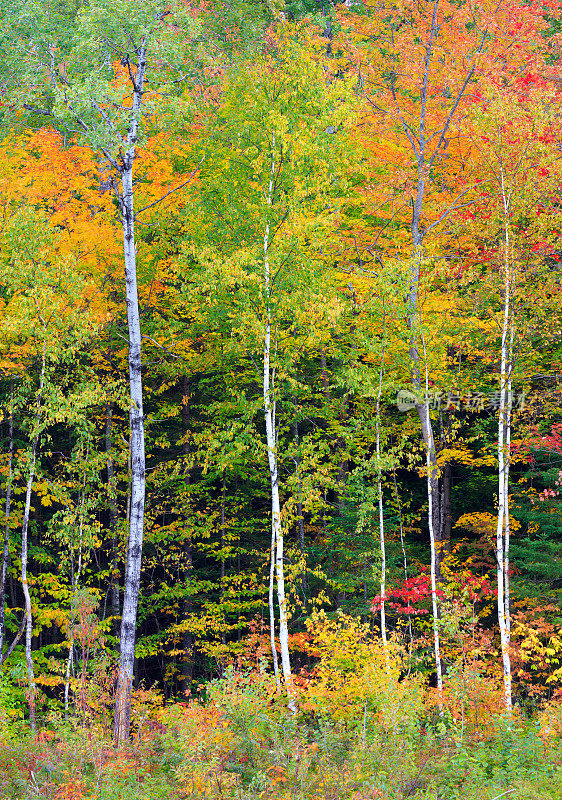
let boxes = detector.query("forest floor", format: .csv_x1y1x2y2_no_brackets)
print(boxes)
0,662,561,800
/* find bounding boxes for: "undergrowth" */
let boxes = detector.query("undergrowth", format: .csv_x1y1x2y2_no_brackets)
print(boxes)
0,612,560,799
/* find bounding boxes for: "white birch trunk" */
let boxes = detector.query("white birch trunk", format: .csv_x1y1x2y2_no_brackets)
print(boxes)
264,317,294,706
375,313,387,648
426,402,443,697
496,167,512,713
420,329,443,699
114,43,147,745
377,473,387,647
268,521,280,689
21,348,46,732
22,466,37,735
263,133,295,711
504,319,514,638
0,379,14,658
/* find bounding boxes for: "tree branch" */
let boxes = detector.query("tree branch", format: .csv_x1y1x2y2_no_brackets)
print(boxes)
0,615,26,665
134,158,204,218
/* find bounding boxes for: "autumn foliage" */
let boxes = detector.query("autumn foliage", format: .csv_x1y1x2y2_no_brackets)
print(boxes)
0,0,561,795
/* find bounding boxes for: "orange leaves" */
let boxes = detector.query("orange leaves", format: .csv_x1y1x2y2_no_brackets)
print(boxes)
336,0,557,269
266,764,289,786
54,780,89,800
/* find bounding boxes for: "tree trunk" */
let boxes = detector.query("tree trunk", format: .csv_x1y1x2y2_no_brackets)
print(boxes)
416,307,443,698
114,160,147,742
220,471,226,649
408,83,443,684
439,460,452,558
496,167,513,714
263,132,294,710
21,349,46,732
0,378,14,658
113,41,148,745
265,366,294,709
425,400,443,698
181,376,193,695
114,165,146,740
264,307,289,700
411,320,443,694
64,644,73,717
105,401,120,637
388,0,480,655
268,516,280,690
504,320,514,638
376,311,387,648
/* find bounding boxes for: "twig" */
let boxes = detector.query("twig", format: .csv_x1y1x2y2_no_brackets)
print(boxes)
134,158,204,218
0,615,26,665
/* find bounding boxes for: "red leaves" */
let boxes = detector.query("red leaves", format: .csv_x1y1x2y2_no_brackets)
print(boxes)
372,569,496,615
372,573,442,616
518,71,541,88
523,423,562,458
459,574,495,602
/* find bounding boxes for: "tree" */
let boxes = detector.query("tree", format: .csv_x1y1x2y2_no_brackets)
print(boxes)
452,68,562,711
182,24,353,707
339,0,550,692
0,203,99,727
3,0,201,741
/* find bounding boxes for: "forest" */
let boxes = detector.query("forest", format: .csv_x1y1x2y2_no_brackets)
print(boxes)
0,0,561,797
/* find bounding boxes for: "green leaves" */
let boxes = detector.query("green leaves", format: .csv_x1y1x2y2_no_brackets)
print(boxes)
0,206,98,363
0,0,200,154
191,32,353,256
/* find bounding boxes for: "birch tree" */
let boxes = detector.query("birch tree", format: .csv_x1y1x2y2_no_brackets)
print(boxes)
458,71,562,711
183,26,352,708
0,379,14,660
19,347,46,733
375,308,388,649
496,183,513,712
0,204,99,726
6,0,199,742
344,0,548,687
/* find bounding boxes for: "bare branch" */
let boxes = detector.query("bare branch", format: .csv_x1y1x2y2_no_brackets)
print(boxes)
89,96,127,149
388,25,420,158
140,334,181,360
424,182,490,234
134,158,204,218
419,0,441,148
427,20,492,171
0,615,26,665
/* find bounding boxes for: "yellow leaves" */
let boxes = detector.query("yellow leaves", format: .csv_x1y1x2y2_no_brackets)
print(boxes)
303,611,425,731
511,602,562,691
437,444,478,466
455,511,521,539
455,512,496,539
35,606,68,630
34,479,56,508
35,674,65,687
